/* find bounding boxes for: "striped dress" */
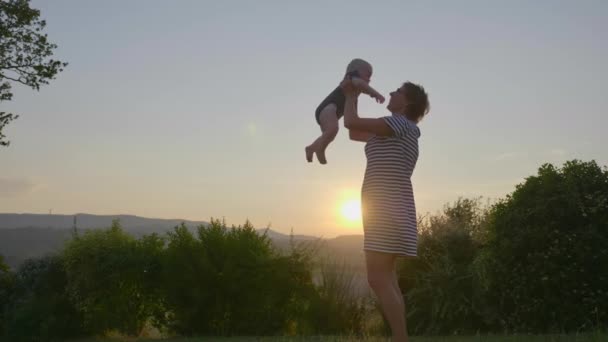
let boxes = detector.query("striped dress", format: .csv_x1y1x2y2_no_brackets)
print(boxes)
361,114,420,257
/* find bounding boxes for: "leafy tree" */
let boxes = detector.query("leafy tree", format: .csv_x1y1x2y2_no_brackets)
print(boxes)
61,220,163,336
0,254,14,336
482,160,608,332
0,0,67,146
2,256,86,342
0,255,8,273
161,219,315,336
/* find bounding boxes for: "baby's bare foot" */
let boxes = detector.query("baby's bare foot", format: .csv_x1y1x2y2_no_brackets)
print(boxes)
305,146,314,163
316,148,327,164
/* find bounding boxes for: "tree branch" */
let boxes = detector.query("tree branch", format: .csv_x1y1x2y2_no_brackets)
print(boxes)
0,63,36,71
0,73,27,86
7,66,38,79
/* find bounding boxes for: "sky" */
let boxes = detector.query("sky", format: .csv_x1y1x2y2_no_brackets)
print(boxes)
1,0,607,237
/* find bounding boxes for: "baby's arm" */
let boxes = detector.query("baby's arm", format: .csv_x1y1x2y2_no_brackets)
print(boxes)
351,78,385,104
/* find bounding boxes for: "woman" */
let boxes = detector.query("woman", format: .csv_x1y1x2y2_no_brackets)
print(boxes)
341,79,430,342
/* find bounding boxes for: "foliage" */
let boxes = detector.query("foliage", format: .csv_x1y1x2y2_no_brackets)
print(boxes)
0,254,14,336
2,256,86,342
400,198,492,335
306,259,369,336
161,219,316,336
0,0,67,146
62,220,164,336
482,160,608,332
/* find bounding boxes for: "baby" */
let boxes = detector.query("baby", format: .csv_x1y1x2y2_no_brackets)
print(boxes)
306,58,385,164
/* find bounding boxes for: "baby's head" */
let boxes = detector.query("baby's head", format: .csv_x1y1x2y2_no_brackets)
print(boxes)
346,58,373,82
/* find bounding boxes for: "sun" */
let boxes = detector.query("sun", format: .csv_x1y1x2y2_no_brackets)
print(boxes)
340,199,362,223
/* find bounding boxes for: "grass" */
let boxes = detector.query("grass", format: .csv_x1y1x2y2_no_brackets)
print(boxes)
74,332,608,342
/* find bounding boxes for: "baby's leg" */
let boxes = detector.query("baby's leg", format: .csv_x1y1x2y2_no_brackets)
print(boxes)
315,106,340,164
306,104,339,164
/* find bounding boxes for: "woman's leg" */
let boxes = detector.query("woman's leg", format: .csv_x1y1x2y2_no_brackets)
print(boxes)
391,266,407,336
305,104,338,164
366,250,408,342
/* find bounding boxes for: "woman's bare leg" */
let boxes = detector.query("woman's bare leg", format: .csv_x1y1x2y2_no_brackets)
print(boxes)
366,250,408,342
391,265,407,339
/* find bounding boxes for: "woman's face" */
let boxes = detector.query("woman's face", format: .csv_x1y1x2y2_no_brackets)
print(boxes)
387,85,408,114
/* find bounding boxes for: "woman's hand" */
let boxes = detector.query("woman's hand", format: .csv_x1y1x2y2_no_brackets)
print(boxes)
340,78,359,97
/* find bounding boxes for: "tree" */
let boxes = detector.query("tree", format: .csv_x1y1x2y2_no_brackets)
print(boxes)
161,219,316,336
0,0,67,146
0,254,9,273
482,160,608,332
61,220,163,336
0,254,14,336
2,256,87,342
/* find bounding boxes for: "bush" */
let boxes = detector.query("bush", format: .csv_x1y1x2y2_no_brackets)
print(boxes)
306,259,370,336
161,219,316,336
400,198,492,334
482,160,608,332
2,256,87,342
62,220,164,336
0,255,14,337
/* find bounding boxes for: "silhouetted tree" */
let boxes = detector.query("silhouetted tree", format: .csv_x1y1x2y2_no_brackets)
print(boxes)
0,0,67,146
482,160,608,332
61,220,163,335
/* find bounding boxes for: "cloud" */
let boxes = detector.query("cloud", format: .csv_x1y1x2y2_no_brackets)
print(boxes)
0,178,37,198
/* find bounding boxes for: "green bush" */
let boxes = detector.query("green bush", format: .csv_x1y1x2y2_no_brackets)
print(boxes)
0,255,14,337
62,220,164,336
482,160,608,332
400,198,492,335
161,219,316,336
2,256,87,342
306,259,369,336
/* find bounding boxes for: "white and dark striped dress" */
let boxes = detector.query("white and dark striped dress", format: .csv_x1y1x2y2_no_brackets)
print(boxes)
361,114,420,257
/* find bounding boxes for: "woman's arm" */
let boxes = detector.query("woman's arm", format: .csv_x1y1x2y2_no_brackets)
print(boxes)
348,128,372,142
343,94,393,137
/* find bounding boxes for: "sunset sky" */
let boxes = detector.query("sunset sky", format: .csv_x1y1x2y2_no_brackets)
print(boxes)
2,0,607,237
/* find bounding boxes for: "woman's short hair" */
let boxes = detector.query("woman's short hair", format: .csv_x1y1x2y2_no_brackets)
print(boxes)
402,82,430,122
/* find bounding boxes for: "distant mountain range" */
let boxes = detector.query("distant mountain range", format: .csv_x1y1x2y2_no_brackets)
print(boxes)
0,213,207,233
0,213,317,240
0,213,364,271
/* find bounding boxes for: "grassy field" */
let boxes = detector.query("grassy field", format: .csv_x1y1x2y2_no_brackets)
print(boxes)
75,332,608,342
